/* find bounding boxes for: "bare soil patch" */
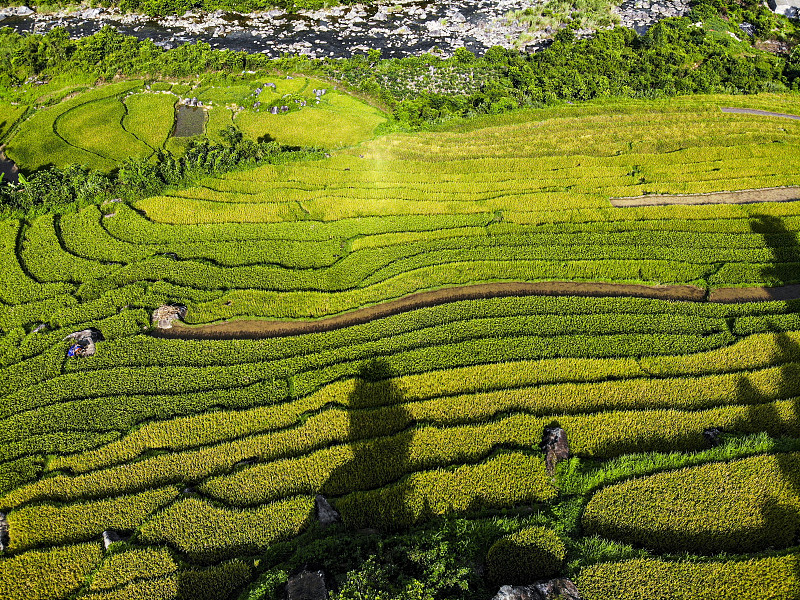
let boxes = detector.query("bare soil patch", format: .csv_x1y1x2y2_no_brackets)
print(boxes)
721,107,800,120
611,186,800,208
709,284,800,303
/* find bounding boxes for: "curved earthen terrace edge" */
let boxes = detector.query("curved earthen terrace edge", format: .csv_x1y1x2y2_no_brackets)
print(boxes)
152,281,800,340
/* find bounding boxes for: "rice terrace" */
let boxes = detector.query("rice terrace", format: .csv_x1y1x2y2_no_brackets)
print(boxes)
1,5,800,600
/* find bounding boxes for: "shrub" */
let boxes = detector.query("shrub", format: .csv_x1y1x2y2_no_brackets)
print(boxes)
486,526,566,585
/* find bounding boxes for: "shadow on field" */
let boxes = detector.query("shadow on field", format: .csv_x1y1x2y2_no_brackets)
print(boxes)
322,359,424,531
734,214,800,580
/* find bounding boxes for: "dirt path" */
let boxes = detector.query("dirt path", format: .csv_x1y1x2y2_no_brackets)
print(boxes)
153,280,800,340
721,107,800,120
709,284,800,303
611,186,800,207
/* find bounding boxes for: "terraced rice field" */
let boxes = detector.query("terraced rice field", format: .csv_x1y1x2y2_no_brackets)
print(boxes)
3,76,386,174
2,93,800,599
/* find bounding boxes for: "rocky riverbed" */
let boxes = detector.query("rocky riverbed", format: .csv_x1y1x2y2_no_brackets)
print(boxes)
0,0,693,58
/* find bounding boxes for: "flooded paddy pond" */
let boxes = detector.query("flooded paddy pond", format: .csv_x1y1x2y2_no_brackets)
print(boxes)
172,105,206,138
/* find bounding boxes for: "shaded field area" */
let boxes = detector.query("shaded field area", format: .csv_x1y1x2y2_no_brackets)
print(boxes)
2,94,800,600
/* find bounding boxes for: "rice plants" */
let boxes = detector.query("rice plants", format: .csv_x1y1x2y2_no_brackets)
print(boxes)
122,92,177,150
0,542,103,600
2,94,800,598
582,453,800,553
578,554,800,600
57,96,152,164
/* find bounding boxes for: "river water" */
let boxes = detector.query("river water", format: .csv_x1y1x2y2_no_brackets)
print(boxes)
0,0,539,59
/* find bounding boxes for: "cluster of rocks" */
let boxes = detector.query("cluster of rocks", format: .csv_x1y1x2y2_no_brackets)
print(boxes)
182,97,204,107
768,0,799,17
0,5,34,21
64,328,104,358
614,0,691,34
491,578,582,600
6,0,799,56
3,0,536,58
152,304,187,329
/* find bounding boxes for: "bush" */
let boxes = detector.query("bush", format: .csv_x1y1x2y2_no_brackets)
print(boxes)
486,525,566,585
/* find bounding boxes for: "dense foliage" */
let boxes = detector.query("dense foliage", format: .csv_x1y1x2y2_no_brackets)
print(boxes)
486,526,567,584
0,130,323,213
0,8,797,128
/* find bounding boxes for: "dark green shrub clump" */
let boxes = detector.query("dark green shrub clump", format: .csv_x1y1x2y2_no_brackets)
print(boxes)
486,525,566,585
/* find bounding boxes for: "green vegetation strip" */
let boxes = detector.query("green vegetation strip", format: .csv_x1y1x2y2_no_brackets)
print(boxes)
578,554,800,600
583,453,800,554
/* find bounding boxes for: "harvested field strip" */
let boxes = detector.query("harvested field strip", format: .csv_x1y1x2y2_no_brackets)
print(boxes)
611,186,800,207
155,282,707,338
155,281,800,339
721,107,800,120
63,296,800,374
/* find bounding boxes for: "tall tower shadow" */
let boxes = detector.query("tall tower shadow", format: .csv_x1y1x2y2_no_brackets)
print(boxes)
321,358,420,530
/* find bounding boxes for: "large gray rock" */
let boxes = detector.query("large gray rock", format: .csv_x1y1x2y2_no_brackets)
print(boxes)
286,569,327,600
532,578,581,600
102,529,125,551
703,427,723,447
315,494,340,526
492,585,540,600
0,512,8,552
65,328,104,357
0,5,35,20
492,578,581,600
539,427,570,474
768,0,798,16
152,304,187,329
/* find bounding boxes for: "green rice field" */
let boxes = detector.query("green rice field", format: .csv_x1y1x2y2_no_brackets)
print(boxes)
3,76,386,174
1,92,800,599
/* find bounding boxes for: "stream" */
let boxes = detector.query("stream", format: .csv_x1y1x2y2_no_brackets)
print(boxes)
1,0,536,59
0,0,689,59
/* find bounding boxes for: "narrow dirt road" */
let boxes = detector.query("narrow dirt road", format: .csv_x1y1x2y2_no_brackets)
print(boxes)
154,280,800,339
611,186,800,207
